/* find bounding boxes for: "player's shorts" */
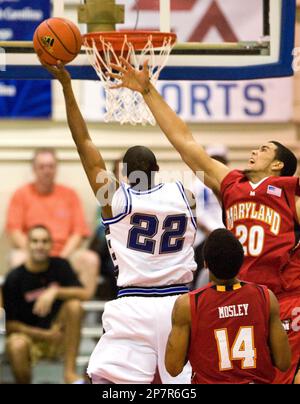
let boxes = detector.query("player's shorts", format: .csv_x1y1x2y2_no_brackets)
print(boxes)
273,293,300,384
87,291,192,384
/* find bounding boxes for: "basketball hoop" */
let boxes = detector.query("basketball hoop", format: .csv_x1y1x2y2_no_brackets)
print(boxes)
83,31,177,125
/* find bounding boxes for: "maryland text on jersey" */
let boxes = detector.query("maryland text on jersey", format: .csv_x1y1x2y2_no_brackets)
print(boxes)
225,202,281,235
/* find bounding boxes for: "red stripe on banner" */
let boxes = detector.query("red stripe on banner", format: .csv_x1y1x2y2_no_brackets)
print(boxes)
189,1,238,42
132,0,197,11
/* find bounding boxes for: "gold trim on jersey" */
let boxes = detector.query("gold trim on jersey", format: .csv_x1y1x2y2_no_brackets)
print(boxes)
216,282,242,292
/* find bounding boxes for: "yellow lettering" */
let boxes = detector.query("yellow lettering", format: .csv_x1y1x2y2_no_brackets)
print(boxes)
227,208,234,230
233,205,238,222
265,207,273,226
238,203,245,220
245,203,252,218
257,205,265,221
250,203,258,219
271,212,281,235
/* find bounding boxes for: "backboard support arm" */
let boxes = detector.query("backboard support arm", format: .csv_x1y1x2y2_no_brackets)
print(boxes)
78,0,124,32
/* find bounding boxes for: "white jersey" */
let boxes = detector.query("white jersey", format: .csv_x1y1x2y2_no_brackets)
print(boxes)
193,177,225,246
102,181,197,287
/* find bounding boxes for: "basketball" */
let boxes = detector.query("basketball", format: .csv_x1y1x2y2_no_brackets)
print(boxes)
33,17,82,65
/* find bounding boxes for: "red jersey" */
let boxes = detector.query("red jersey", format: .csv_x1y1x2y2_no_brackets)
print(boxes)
221,170,300,296
188,282,275,384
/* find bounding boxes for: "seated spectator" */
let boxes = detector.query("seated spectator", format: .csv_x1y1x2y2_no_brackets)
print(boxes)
2,225,88,384
6,148,99,299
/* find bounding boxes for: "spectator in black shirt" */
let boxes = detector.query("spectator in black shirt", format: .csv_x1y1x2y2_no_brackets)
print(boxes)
2,225,89,384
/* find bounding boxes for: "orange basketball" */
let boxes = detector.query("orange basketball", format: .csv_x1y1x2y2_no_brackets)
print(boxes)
33,17,82,65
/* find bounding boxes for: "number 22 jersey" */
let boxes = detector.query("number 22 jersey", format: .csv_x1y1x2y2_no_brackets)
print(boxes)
102,182,197,287
221,170,300,296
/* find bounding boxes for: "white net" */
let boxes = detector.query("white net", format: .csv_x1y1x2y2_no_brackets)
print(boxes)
84,33,175,125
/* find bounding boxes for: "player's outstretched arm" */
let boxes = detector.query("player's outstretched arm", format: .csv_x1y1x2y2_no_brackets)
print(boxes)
165,294,191,377
109,58,230,192
268,290,291,372
42,62,115,218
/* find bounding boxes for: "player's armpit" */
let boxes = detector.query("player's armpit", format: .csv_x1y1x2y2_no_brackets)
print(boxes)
268,290,291,372
165,294,191,377
183,188,196,211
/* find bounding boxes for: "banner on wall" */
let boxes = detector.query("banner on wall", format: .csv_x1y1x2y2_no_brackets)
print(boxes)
0,0,51,118
82,78,293,123
82,0,293,122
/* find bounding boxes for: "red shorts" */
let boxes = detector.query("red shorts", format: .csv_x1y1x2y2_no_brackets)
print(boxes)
273,294,300,384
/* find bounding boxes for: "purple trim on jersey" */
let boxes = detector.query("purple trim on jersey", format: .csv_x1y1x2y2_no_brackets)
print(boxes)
117,284,189,298
102,183,132,225
176,181,197,230
129,183,164,195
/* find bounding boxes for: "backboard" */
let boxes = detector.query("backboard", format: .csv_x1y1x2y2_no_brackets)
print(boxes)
0,0,296,81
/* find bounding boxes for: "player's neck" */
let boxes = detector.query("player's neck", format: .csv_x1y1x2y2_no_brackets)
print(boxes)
212,277,239,287
129,172,158,191
244,170,271,184
129,180,157,191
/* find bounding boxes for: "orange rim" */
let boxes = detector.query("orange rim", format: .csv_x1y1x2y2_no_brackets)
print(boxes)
83,30,177,51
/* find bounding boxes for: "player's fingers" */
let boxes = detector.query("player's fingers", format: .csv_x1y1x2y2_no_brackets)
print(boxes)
106,72,122,80
40,60,54,71
143,59,150,73
56,60,65,70
110,84,123,90
40,60,59,74
110,63,126,74
119,56,133,70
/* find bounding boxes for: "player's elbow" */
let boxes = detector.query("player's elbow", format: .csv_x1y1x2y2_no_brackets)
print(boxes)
275,354,291,373
275,359,291,373
165,355,184,377
165,362,183,377
273,346,292,372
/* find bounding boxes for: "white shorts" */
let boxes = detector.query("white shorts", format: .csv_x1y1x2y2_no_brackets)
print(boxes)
87,295,191,384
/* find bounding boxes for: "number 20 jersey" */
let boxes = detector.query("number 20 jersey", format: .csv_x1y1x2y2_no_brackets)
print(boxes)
221,170,300,296
102,182,197,287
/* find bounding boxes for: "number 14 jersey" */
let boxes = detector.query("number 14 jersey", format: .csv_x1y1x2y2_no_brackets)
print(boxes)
102,182,197,287
189,282,275,384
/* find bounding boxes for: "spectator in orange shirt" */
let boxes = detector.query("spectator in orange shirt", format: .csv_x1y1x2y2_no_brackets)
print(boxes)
6,148,99,299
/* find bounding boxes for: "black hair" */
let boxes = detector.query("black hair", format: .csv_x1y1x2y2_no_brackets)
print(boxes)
28,225,52,241
203,229,244,280
211,155,228,166
271,141,298,177
122,146,159,188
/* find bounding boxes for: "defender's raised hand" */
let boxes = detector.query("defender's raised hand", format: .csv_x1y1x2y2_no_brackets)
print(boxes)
109,57,151,94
